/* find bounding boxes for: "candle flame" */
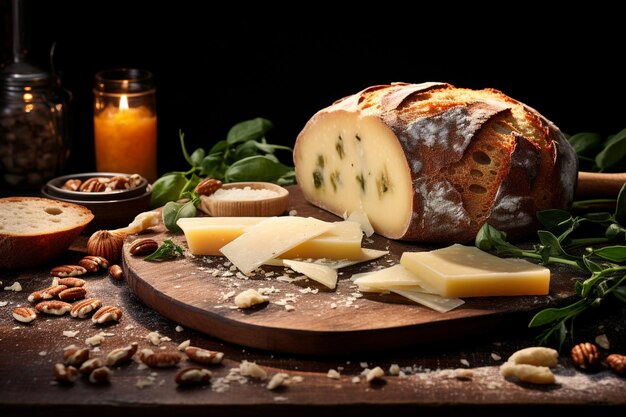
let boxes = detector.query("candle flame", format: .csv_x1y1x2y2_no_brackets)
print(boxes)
119,95,129,111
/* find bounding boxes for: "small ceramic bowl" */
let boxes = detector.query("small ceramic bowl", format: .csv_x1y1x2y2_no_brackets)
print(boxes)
41,172,152,232
199,181,290,217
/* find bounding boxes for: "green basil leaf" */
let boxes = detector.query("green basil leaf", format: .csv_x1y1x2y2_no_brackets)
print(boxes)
537,231,568,258
614,183,626,226
595,128,626,170
252,141,293,155
208,140,229,155
536,209,573,236
593,245,626,262
162,200,197,233
276,170,296,186
568,132,602,157
150,173,187,208
224,155,292,183
582,255,603,273
226,118,273,145
190,148,206,166
528,299,587,328
233,140,262,160
200,153,228,179
605,223,626,240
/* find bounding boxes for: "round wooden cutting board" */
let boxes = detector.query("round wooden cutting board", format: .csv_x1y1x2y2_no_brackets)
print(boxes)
124,186,580,355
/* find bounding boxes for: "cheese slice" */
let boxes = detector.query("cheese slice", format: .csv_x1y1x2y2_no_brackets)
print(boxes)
400,244,550,298
264,248,389,269
282,259,338,289
390,289,465,313
220,217,334,274
178,217,363,259
352,264,437,294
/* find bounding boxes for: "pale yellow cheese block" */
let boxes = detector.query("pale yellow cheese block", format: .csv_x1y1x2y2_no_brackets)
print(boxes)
220,217,335,274
400,244,550,298
178,217,364,260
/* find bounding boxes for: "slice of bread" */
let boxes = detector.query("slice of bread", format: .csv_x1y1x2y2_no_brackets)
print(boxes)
0,197,94,269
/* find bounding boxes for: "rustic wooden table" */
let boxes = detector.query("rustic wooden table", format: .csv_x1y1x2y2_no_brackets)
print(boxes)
1,188,626,416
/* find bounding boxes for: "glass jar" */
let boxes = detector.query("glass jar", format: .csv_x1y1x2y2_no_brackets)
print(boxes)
93,69,157,182
0,62,70,192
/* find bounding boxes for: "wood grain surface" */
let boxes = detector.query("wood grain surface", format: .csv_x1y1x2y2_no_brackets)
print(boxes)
124,186,582,355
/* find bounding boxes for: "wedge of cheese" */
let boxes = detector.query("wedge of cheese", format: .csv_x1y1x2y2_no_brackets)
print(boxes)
220,217,334,274
282,259,338,289
400,244,550,298
178,217,364,259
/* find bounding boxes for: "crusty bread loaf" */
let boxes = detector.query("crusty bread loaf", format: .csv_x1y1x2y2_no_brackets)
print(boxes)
0,197,94,268
293,82,577,242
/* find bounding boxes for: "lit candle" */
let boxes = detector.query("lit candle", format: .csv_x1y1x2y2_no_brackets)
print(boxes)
93,69,157,182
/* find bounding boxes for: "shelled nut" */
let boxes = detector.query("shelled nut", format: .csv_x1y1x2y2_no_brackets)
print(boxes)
129,238,158,256
50,265,87,277
571,342,601,369
108,265,124,280
606,354,626,375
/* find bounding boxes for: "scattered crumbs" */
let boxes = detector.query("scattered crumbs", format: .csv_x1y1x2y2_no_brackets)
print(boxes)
274,396,288,402
63,330,79,338
337,366,344,371
160,336,172,342
285,305,295,312
147,331,161,346
453,368,474,380
137,363,148,371
595,334,610,350
346,361,351,365
288,209,298,216
360,368,370,376
298,287,319,294
366,367,385,382
460,359,470,367
327,369,341,379
330,303,337,309
360,362,369,368
291,376,303,383
491,353,502,361
158,379,165,386
276,275,294,283
38,351,47,357
124,325,135,330
92,347,100,352
0,301,8,307
135,376,156,389
175,325,184,333
174,285,182,289
235,272,248,280
389,364,400,375
221,291,236,301
239,361,268,380
351,376,360,384
4,282,22,292
267,373,289,390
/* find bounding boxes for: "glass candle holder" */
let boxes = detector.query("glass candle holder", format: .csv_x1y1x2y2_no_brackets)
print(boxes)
93,69,157,182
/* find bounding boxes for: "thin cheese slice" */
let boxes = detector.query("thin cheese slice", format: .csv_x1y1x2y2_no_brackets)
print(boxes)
390,289,465,313
346,210,375,237
263,248,389,269
400,244,550,298
282,260,338,289
178,217,363,259
352,264,437,294
220,217,334,274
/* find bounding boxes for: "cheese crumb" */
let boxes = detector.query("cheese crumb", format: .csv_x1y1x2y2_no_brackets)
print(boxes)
38,351,47,356
360,362,368,368
135,376,156,389
234,289,268,309
147,331,161,346
0,301,8,307
351,376,360,384
366,367,384,382
284,305,295,312
327,369,341,379
85,332,106,346
460,359,470,367
389,364,400,375
63,330,79,338
239,361,268,380
4,282,22,292
453,368,474,380
595,334,610,350
491,353,502,361
175,325,184,332
267,373,289,390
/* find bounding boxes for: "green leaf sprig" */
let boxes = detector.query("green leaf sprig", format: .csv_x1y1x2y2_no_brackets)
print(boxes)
569,128,626,172
475,183,626,350
144,239,184,262
150,118,295,209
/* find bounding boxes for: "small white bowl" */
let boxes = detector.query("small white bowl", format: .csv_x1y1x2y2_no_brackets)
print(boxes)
199,182,289,217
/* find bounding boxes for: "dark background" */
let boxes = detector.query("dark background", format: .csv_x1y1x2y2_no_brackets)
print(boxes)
1,0,624,177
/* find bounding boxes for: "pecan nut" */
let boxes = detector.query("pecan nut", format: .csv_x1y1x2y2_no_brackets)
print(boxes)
64,347,90,366
79,358,104,375
105,342,138,367
58,287,87,302
107,175,131,191
28,284,68,303
108,264,124,280
61,179,82,191
12,307,37,323
175,367,212,386
571,342,601,369
70,298,102,319
53,363,79,383
607,353,626,375
92,306,123,324
194,178,222,196
185,346,224,365
89,366,112,384
57,277,86,287
35,300,72,315
50,265,87,277
79,177,109,192
129,238,158,256
139,349,181,368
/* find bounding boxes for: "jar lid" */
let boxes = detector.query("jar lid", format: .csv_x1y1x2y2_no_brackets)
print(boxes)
0,62,52,90
95,68,154,94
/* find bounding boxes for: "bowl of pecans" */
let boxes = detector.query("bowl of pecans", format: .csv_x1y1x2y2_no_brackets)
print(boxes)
41,172,152,232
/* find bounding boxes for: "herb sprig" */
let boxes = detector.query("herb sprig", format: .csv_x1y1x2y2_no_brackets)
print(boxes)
475,184,626,350
144,239,184,262
569,128,626,172
150,118,295,209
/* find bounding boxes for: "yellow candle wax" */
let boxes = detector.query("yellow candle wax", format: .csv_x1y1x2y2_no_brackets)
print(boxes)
94,104,157,182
